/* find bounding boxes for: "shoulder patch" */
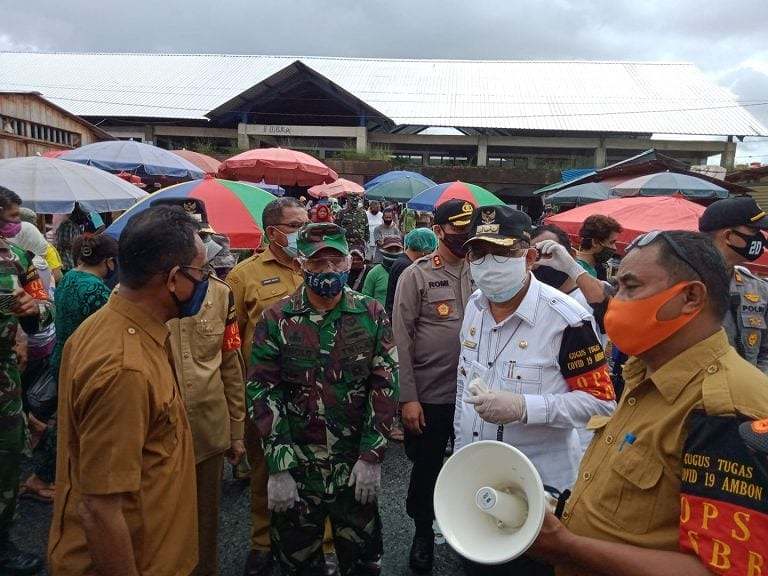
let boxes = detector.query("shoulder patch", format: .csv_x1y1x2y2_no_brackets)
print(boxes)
432,254,443,268
121,327,144,372
549,294,592,327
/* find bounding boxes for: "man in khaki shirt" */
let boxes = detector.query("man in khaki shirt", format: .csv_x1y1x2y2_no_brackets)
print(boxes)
228,197,307,574
169,266,246,576
530,231,768,576
49,206,204,576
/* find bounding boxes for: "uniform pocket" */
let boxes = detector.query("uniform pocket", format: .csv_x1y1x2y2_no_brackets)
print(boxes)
425,287,459,321
193,319,225,361
500,362,543,394
598,447,663,534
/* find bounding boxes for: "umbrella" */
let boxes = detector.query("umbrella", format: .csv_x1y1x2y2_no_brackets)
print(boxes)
104,177,275,249
61,141,205,179
365,170,436,201
170,149,221,175
545,196,705,253
218,148,337,186
251,181,285,196
611,171,729,200
545,183,613,207
407,181,504,212
41,150,66,159
0,156,148,214
309,178,364,199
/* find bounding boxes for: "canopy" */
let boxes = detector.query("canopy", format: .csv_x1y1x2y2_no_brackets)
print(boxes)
61,141,205,179
545,182,612,207
612,171,729,200
170,149,221,175
104,177,274,249
218,148,337,186
407,181,504,211
365,170,436,201
309,178,364,199
0,156,147,214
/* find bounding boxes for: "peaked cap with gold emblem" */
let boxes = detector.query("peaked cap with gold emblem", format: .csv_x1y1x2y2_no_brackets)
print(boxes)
465,204,533,247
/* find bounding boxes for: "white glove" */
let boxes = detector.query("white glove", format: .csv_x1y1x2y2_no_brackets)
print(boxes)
466,388,527,425
535,239,586,280
267,471,300,513
348,460,382,504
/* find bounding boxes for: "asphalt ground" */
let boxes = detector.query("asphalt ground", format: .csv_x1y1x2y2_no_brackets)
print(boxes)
12,442,464,575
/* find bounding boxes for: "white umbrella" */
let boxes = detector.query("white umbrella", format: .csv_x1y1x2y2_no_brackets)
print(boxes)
0,156,148,214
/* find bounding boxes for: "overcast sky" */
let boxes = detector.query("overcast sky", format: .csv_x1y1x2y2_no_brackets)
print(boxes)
2,0,767,162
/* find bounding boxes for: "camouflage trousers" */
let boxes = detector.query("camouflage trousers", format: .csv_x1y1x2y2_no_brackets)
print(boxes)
0,419,24,543
271,487,383,576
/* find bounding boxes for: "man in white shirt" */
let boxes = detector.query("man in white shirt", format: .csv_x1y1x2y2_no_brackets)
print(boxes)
454,206,616,576
366,201,384,260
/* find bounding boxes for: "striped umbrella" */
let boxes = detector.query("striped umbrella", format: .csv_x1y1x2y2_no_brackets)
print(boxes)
105,177,276,248
407,181,504,211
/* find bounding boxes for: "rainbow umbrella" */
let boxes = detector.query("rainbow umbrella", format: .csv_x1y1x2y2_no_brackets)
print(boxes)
105,177,275,249
407,181,504,211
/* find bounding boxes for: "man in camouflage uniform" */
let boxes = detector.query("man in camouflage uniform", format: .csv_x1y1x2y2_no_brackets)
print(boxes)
336,197,369,256
247,222,398,576
0,186,53,575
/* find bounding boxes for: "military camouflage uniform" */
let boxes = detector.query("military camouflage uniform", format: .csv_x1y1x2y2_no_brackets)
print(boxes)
336,207,370,255
0,241,52,543
247,286,398,576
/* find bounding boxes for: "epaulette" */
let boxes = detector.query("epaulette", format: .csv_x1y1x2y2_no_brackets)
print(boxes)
121,325,144,372
431,254,443,269
548,292,592,327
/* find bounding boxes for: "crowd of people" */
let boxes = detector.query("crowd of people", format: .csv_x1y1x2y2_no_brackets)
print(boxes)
0,182,766,576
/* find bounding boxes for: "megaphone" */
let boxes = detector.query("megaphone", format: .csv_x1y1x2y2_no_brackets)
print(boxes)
434,440,547,565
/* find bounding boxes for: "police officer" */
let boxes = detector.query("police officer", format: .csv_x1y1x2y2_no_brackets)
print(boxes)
699,196,768,372
392,198,474,573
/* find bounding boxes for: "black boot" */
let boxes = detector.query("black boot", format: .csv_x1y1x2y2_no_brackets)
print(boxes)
0,540,43,575
243,549,273,575
409,534,434,574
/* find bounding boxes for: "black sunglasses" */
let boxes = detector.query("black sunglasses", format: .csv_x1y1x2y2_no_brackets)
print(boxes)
626,230,703,279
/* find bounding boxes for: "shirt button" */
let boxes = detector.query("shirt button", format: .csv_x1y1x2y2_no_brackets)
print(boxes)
605,434,614,444
127,327,136,335
706,364,718,374
562,510,570,520
183,352,190,359
582,472,592,481
627,397,637,406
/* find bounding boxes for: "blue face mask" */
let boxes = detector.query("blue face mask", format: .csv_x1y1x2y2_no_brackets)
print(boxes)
304,270,348,298
172,272,209,318
284,231,299,258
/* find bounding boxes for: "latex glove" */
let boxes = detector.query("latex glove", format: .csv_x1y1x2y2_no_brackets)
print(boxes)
535,239,586,280
267,471,300,513
466,388,527,425
348,460,381,504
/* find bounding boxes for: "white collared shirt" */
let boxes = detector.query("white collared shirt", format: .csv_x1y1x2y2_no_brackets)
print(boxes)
454,275,616,491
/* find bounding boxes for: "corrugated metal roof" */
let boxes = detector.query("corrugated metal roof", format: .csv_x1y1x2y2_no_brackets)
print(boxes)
0,52,765,136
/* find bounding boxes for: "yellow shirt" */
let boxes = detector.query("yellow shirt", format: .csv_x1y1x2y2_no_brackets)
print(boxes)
44,242,62,271
559,330,768,576
49,294,198,576
227,248,302,366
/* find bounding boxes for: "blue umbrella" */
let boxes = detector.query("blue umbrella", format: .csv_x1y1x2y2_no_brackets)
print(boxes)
61,141,205,179
365,170,436,201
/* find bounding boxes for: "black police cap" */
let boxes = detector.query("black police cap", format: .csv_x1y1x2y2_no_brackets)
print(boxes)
699,196,768,232
433,199,475,227
466,205,533,247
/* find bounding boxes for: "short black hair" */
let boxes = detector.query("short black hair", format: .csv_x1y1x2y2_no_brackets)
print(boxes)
645,231,730,320
579,214,622,249
533,224,572,250
0,186,22,211
73,233,118,266
262,197,304,229
118,206,199,289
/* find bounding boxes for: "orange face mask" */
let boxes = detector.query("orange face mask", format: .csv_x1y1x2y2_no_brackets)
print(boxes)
604,282,702,356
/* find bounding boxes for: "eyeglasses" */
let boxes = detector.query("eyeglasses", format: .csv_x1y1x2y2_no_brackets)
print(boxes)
276,221,306,231
626,231,703,279
300,255,351,273
180,264,212,283
467,244,528,264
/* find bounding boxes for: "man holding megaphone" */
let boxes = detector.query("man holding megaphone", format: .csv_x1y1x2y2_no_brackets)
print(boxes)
453,205,617,575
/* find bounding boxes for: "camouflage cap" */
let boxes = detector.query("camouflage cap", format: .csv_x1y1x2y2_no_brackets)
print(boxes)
297,222,349,257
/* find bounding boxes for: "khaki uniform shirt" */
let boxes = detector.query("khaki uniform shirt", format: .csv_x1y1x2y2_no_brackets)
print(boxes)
559,330,768,576
49,294,198,576
724,265,768,372
168,276,246,463
392,252,473,404
228,248,303,367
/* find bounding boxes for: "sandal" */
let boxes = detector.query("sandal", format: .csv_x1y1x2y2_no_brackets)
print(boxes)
19,475,55,503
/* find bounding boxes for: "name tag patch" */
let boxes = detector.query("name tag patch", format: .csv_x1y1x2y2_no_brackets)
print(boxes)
261,277,281,286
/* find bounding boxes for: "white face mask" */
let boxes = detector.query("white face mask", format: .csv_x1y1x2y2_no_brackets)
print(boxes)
470,254,528,303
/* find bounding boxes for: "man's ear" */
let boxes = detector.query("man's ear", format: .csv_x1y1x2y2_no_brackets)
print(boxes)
525,247,539,269
681,281,707,315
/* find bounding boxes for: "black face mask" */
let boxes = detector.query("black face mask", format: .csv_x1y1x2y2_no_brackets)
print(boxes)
381,251,401,270
595,246,615,265
441,232,470,258
728,229,765,261
533,265,570,289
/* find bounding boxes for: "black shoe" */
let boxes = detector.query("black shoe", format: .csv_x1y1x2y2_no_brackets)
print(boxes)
409,535,434,574
0,541,43,575
244,549,273,576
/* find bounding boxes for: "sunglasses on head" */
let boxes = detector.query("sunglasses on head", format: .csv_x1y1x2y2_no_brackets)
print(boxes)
626,230,704,279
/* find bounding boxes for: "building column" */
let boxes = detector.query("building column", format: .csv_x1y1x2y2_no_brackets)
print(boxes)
720,136,737,170
143,124,155,145
355,126,368,154
237,122,250,150
594,139,607,168
477,136,488,167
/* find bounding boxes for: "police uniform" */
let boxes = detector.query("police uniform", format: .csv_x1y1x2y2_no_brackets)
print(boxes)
391,200,474,557
559,330,768,576
725,266,768,371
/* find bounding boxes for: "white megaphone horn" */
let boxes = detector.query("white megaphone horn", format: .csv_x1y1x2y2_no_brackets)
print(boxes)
434,440,549,565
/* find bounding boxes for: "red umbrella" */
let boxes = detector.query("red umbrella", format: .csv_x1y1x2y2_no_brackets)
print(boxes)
42,150,66,158
170,149,221,175
218,148,338,186
308,178,364,199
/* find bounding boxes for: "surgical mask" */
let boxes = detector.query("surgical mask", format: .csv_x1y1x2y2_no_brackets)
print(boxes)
533,265,570,289
728,229,765,261
441,232,470,258
0,220,22,238
304,270,348,298
470,256,528,303
604,282,701,356
272,228,298,258
171,273,209,318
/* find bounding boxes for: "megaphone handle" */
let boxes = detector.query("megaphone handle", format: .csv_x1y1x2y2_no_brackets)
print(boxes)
542,485,571,519
496,425,504,441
